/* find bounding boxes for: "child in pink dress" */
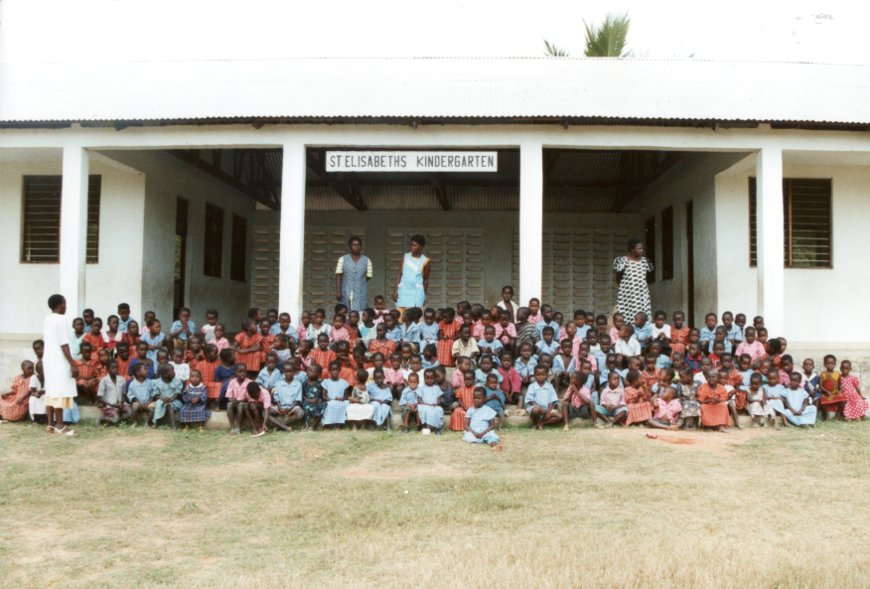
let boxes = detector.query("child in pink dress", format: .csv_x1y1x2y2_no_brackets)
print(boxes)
840,360,868,421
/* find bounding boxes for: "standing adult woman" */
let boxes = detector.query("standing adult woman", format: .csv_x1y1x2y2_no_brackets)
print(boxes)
613,237,654,322
43,294,79,435
335,236,373,313
393,234,430,314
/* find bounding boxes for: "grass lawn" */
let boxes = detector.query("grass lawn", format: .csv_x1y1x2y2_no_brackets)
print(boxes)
3,420,870,589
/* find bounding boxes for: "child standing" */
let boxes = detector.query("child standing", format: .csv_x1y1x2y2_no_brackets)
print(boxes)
180,369,211,431
347,369,375,431
675,366,700,430
819,355,845,419
301,364,326,431
450,370,476,431
840,360,868,422
234,319,264,375
225,364,252,435
399,373,421,433
366,368,393,431
416,369,445,434
624,370,656,428
698,369,730,433
498,351,523,412
321,361,350,430
745,372,776,427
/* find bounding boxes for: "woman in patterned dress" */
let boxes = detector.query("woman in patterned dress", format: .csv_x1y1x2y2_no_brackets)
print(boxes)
613,237,654,323
335,236,373,313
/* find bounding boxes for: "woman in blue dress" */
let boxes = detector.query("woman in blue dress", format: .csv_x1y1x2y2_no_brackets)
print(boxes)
335,236,373,313
392,234,430,313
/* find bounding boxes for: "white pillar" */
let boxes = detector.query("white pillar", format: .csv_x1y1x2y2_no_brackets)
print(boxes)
279,141,306,323
519,142,544,304
59,146,90,316
756,146,784,335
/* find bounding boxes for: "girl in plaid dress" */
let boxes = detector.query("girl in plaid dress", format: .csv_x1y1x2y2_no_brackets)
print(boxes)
437,308,462,367
0,361,34,422
840,360,868,422
180,369,211,430
234,319,264,375
321,361,350,429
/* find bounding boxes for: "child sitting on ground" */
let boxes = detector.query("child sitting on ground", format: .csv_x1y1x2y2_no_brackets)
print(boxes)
745,372,775,427
652,386,682,430
562,371,609,429
269,363,304,432
243,381,271,438
74,342,101,405
463,388,503,450
300,364,325,432
675,366,700,430
482,372,506,431
598,371,628,427
180,369,211,431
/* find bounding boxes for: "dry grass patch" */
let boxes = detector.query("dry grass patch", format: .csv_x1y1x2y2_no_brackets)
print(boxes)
2,421,870,588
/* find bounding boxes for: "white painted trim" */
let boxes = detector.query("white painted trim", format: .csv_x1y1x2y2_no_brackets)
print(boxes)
278,141,306,323
756,147,784,335
519,142,543,303
59,146,89,316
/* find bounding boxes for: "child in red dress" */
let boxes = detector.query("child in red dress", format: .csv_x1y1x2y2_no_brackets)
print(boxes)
840,360,868,422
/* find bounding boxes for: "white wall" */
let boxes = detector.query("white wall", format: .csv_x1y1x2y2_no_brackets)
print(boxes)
635,152,750,321
715,155,870,346
0,150,146,335
100,150,256,331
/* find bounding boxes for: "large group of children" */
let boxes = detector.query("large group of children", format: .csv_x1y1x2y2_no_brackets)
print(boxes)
2,287,868,450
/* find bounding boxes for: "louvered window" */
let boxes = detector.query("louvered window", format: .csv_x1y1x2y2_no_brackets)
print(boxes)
749,178,832,268
21,175,101,263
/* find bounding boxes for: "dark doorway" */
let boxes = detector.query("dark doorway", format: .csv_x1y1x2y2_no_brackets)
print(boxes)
174,197,188,317
685,200,695,327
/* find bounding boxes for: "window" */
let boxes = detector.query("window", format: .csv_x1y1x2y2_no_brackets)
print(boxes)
749,178,832,268
645,217,656,284
21,175,101,263
661,206,674,280
230,214,247,282
203,203,224,277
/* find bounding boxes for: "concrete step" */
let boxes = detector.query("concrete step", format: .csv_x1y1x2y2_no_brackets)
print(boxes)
79,405,759,431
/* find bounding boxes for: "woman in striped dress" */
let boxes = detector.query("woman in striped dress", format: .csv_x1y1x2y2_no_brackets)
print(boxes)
321,361,350,429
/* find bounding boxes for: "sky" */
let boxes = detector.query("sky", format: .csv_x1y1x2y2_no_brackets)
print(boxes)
0,0,867,64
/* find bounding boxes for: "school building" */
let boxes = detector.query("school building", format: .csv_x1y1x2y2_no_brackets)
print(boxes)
1,57,868,378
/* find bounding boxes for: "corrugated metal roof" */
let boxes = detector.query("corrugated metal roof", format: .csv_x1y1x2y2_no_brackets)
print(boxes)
1,58,868,124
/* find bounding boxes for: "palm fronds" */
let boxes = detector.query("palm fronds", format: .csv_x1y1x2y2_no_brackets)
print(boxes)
543,39,569,57
583,13,631,57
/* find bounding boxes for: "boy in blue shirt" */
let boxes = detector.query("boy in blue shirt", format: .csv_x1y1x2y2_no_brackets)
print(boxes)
699,313,718,353
526,365,561,430
633,312,653,352
536,326,559,356
169,307,196,351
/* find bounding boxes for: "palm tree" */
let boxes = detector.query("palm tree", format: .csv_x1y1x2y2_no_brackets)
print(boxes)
543,12,632,57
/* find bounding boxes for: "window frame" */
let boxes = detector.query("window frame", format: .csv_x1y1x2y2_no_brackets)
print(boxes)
749,177,833,269
20,175,101,264
645,216,656,284
661,206,674,281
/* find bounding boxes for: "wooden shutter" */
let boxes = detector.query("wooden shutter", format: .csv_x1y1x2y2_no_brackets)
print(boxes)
251,225,281,310
303,227,367,311
21,175,101,263
749,178,832,268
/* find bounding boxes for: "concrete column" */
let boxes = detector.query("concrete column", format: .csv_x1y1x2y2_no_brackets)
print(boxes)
756,146,784,335
59,146,90,316
279,141,306,323
519,142,544,303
